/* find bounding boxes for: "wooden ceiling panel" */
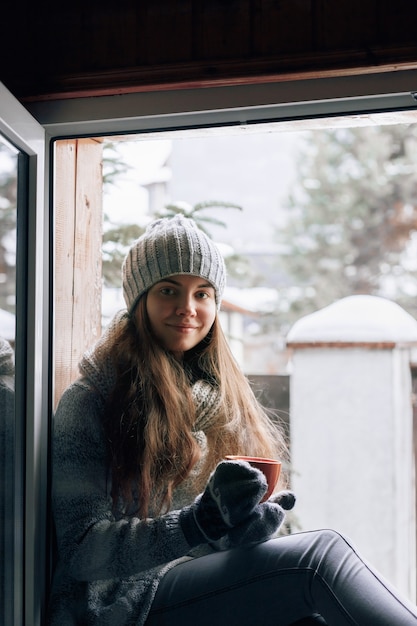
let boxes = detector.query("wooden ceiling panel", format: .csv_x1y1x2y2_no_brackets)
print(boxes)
1,0,417,102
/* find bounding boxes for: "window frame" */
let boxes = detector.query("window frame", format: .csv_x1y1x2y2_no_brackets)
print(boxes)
28,68,417,140
0,83,49,626
2,68,417,624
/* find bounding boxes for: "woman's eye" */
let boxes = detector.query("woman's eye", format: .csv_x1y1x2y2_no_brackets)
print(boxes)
160,287,175,296
196,291,209,299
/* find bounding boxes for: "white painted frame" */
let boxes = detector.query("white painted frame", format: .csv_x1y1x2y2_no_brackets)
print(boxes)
28,69,417,138
0,83,48,626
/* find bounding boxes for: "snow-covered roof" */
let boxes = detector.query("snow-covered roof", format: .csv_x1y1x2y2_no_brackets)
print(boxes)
287,295,417,344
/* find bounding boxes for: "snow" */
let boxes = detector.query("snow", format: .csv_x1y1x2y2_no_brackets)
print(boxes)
102,287,126,325
224,286,278,313
287,295,417,344
0,308,15,342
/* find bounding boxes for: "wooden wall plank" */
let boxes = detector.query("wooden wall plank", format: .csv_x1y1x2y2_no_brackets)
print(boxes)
54,140,77,408
376,0,417,44
88,3,142,69
196,0,252,60
72,138,103,372
252,0,314,56
313,0,379,51
146,0,194,63
54,139,103,407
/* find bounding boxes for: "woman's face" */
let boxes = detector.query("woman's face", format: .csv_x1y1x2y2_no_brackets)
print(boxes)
143,274,217,357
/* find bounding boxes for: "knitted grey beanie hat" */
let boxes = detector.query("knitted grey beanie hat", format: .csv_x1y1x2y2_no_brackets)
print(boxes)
122,215,226,313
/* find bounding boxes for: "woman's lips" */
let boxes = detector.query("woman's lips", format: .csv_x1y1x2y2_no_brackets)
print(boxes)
169,324,198,333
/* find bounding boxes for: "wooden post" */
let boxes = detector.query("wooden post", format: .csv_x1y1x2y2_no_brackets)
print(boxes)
54,138,103,408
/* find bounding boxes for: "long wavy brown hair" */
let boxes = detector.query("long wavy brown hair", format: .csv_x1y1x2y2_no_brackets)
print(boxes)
103,296,288,518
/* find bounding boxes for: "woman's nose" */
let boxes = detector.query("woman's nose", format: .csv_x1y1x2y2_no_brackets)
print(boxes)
176,295,196,316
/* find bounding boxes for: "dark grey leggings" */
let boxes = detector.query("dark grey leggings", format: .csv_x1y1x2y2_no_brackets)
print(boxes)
146,529,417,626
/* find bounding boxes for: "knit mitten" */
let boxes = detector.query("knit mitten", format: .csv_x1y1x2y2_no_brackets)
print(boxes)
269,489,296,511
226,489,296,548
180,460,268,546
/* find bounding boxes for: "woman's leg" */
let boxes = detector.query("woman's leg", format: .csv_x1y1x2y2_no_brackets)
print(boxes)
146,529,417,626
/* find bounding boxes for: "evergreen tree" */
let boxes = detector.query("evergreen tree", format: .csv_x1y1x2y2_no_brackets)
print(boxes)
102,223,145,287
156,199,242,236
275,123,417,323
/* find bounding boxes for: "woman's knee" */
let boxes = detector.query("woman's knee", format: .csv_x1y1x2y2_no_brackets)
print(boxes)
265,528,354,573
305,528,349,543
297,528,354,554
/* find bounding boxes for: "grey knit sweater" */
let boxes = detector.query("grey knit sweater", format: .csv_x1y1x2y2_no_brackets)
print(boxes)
48,314,216,625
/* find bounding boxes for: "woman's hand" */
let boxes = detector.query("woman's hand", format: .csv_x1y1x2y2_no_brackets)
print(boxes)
180,460,296,548
226,490,296,548
180,460,268,545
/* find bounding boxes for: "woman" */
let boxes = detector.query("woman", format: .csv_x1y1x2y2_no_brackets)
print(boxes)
49,215,417,625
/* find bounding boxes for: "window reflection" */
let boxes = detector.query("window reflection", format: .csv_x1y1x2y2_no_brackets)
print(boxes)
0,135,17,623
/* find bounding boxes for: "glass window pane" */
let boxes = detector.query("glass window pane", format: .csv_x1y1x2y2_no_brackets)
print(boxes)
0,134,17,624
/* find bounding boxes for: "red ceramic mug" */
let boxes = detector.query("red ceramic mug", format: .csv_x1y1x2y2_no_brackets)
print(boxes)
224,455,282,502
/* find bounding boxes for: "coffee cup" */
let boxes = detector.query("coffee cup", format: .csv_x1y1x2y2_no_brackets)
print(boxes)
224,455,281,502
